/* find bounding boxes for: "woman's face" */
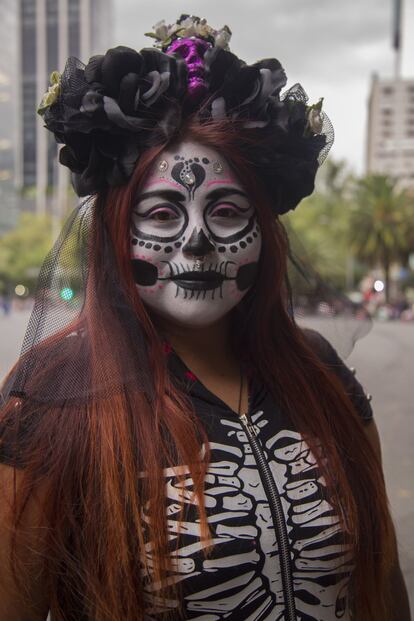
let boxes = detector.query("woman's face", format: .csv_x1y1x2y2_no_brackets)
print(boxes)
130,140,262,327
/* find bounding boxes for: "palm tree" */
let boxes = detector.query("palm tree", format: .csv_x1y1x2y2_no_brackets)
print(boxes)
349,175,414,302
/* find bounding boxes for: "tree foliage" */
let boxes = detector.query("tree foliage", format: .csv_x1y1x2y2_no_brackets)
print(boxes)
0,212,54,293
283,159,354,292
283,163,414,300
349,175,414,301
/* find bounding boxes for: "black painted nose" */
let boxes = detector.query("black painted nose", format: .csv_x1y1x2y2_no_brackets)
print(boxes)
182,228,215,258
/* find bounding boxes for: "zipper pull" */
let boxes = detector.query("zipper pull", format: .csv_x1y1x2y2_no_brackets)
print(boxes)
239,412,258,437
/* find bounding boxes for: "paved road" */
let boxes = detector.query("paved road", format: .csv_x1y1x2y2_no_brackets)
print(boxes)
1,310,413,611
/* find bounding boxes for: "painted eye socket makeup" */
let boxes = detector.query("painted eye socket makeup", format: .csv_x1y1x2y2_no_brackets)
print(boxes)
145,206,180,222
209,203,247,218
134,204,182,224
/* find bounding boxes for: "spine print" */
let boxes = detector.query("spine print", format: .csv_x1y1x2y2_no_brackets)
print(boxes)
139,411,353,620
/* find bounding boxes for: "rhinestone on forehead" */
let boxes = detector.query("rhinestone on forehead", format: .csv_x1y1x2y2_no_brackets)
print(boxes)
182,170,196,185
158,160,168,172
213,161,223,174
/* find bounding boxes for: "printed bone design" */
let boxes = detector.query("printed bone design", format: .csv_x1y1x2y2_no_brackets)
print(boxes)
139,411,353,620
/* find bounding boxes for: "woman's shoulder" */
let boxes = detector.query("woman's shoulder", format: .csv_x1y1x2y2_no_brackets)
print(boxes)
301,327,374,423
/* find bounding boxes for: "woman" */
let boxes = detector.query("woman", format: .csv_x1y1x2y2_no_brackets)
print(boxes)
0,15,411,621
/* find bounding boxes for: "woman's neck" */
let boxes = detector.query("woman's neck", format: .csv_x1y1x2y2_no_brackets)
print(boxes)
153,313,249,414
156,314,236,369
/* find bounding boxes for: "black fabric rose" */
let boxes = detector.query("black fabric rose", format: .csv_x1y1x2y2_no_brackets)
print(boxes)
84,46,145,97
59,131,142,197
203,48,244,94
81,46,187,132
38,47,188,195
203,49,287,127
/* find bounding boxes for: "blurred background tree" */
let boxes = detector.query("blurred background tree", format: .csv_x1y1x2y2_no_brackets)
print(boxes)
283,163,414,303
0,212,53,295
348,175,414,302
283,159,361,294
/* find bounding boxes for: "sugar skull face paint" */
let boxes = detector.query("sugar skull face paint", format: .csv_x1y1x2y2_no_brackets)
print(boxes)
130,140,262,327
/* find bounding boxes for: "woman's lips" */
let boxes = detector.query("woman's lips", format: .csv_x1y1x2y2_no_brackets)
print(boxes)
170,270,226,291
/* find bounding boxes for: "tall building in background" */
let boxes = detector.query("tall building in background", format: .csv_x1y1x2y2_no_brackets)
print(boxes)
16,0,113,215
0,0,19,233
366,75,414,191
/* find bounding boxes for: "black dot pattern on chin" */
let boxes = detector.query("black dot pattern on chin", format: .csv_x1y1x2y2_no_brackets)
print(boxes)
139,241,145,247
153,244,161,251
240,241,247,249
230,245,238,253
165,246,173,254
218,246,226,253
145,242,152,249
253,232,258,238
174,241,182,248
246,236,253,243
132,238,138,246
202,157,209,164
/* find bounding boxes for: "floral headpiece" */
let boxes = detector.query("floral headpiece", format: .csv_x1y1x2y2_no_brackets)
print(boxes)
37,16,333,214
145,14,232,51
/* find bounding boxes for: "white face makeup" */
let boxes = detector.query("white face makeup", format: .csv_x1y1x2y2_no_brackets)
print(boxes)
130,140,262,327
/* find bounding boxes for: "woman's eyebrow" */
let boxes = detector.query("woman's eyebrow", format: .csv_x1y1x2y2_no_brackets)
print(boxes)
205,187,249,202
136,187,248,204
136,189,186,203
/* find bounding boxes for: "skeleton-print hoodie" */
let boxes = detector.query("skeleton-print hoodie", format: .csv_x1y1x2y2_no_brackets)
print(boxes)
141,330,373,621
0,331,373,621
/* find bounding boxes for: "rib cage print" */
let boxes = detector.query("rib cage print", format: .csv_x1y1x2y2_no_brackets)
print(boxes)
141,409,353,621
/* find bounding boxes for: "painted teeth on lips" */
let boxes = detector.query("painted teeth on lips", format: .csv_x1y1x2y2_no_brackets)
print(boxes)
170,270,227,291
171,270,225,283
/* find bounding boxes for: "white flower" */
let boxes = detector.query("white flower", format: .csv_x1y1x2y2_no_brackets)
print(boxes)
168,23,181,36
153,20,168,41
197,21,214,38
306,99,324,134
307,108,323,134
180,17,197,37
214,29,231,49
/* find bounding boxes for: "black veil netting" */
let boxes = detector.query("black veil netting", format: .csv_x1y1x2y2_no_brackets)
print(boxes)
1,198,153,408
284,229,372,358
1,195,371,409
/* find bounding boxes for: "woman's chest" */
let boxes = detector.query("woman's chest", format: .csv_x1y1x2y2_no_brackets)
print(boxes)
141,401,354,621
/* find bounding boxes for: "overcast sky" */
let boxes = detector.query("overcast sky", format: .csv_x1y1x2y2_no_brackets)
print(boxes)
112,0,414,174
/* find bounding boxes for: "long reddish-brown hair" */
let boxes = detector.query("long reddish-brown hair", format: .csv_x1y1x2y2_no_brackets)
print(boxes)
1,117,394,620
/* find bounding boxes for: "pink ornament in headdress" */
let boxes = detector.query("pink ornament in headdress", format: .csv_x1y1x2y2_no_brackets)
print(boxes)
147,16,232,102
166,37,212,100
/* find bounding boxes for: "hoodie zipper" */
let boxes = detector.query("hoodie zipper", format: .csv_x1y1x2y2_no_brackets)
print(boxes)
239,411,297,621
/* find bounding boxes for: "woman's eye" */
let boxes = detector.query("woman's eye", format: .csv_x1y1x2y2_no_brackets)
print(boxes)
210,204,240,218
148,208,178,222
